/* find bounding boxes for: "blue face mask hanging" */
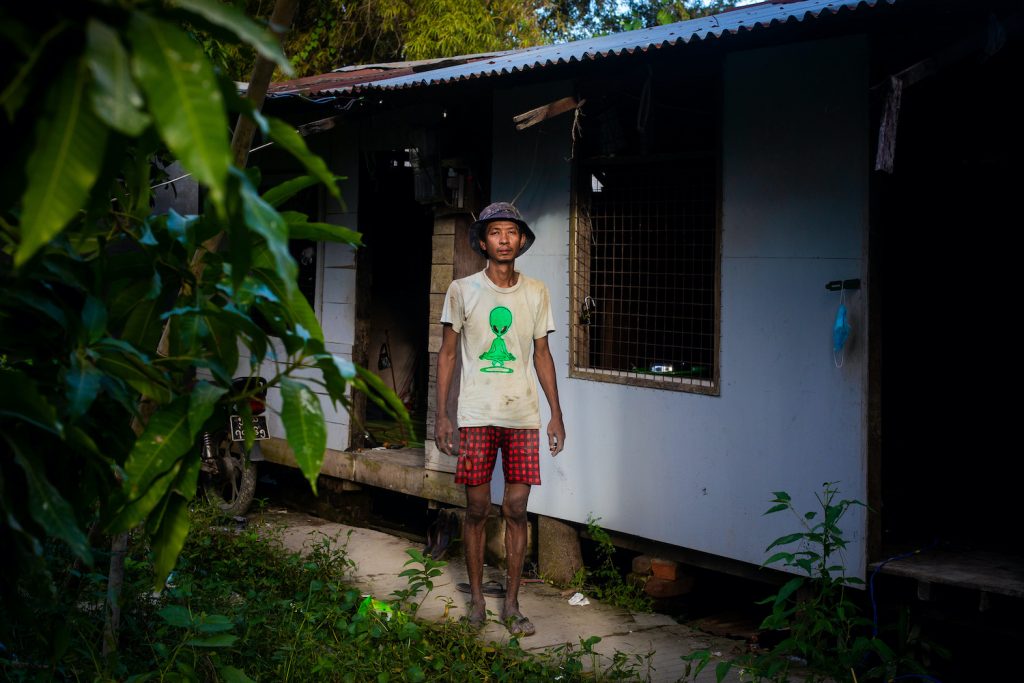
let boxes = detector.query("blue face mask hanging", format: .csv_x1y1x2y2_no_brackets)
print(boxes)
833,289,851,367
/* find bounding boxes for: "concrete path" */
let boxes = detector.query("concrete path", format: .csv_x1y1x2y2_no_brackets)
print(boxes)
263,508,749,682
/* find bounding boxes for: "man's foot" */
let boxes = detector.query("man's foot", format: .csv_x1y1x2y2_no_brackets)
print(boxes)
461,601,486,629
502,610,536,637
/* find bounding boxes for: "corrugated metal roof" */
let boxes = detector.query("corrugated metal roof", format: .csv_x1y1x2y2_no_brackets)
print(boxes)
267,0,894,98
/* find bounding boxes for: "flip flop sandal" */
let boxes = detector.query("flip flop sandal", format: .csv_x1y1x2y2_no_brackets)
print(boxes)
505,615,536,637
455,580,506,597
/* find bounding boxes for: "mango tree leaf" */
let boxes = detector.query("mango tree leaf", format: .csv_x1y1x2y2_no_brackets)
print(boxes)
81,295,107,344
65,355,103,420
120,299,163,352
86,19,149,136
16,58,109,266
0,20,68,124
280,378,326,493
284,216,362,246
122,397,192,500
113,459,181,535
170,0,292,75
188,381,226,438
0,368,64,435
266,118,340,200
93,348,172,404
12,450,92,564
236,168,295,286
253,264,322,344
262,175,322,208
353,365,410,426
152,495,190,589
765,533,805,552
128,13,230,206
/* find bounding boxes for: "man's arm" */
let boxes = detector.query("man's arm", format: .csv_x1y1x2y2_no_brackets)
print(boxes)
436,324,459,455
533,334,565,456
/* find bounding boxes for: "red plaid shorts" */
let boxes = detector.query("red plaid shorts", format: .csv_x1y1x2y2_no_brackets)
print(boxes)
455,426,541,486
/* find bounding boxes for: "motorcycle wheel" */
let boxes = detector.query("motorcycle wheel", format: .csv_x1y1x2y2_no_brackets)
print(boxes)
206,437,258,517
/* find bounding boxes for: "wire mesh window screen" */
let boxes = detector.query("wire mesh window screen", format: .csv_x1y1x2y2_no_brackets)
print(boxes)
572,156,718,391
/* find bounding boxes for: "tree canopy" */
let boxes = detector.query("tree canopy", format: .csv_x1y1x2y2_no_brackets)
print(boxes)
207,0,739,80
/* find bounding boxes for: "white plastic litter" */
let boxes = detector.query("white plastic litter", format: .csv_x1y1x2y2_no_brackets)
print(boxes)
568,592,590,606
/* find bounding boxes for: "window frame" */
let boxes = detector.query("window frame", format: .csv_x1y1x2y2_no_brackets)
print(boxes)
568,153,722,396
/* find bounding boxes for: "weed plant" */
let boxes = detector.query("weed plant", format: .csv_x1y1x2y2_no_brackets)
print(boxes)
568,516,652,614
1,503,654,681
682,483,946,682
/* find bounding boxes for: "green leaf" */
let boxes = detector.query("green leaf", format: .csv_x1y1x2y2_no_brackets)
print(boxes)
714,660,732,683
774,577,804,606
171,0,293,75
186,634,238,648
16,59,109,266
262,175,323,208
12,451,92,564
285,217,363,246
237,169,296,286
0,20,68,124
765,532,805,552
0,368,64,435
193,614,234,634
764,503,788,515
121,299,163,351
152,495,190,589
81,295,107,343
771,491,791,502
280,378,326,493
86,19,150,136
189,381,227,438
123,397,192,499
763,551,793,567
93,347,172,404
159,605,193,628
266,118,340,200
129,13,230,205
217,666,255,683
353,365,410,426
65,356,103,420
253,265,323,343
113,461,181,535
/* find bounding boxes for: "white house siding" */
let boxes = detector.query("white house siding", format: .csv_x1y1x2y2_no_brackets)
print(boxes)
490,36,870,576
252,123,361,453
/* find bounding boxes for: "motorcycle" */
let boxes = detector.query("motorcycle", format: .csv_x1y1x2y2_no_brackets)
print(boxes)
199,376,269,516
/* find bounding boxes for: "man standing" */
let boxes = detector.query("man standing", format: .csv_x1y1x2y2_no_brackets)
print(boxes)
436,202,565,636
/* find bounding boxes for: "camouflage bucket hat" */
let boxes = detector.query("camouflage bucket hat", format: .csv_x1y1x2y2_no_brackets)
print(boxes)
469,202,536,258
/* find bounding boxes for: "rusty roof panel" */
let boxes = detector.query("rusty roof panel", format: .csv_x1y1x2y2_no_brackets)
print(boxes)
266,0,893,98
355,0,893,93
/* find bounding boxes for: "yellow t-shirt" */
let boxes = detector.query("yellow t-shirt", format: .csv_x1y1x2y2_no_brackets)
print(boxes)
440,270,555,429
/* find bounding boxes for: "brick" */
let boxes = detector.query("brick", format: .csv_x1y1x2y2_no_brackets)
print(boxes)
643,575,695,599
632,555,653,575
651,558,680,581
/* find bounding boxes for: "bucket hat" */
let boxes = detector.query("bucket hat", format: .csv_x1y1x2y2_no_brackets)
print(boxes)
470,202,535,258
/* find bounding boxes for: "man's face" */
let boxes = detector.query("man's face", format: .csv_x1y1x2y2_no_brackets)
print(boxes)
480,220,525,263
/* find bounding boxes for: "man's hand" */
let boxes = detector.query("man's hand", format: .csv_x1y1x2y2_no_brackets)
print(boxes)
436,414,455,456
547,415,565,456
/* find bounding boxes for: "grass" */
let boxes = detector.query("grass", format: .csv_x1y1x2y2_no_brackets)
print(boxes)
0,502,653,682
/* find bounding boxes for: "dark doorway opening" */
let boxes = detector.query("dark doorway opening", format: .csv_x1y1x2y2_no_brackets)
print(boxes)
875,31,1021,559
356,150,433,447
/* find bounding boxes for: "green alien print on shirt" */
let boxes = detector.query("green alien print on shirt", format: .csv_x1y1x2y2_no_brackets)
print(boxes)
479,306,515,373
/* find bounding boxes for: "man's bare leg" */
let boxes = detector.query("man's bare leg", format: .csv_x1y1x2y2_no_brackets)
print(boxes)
501,483,535,635
464,483,491,625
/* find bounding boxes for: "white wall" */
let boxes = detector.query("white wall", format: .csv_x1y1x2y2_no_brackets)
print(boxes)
254,123,361,453
489,36,870,576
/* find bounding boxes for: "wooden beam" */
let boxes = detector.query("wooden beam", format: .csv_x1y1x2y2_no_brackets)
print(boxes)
513,96,584,131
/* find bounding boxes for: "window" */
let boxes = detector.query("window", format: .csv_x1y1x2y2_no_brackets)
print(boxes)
570,154,719,393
